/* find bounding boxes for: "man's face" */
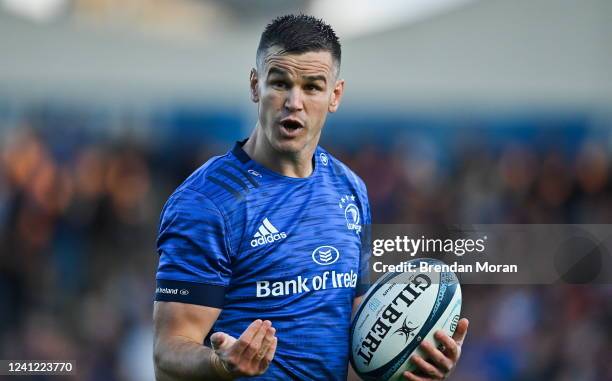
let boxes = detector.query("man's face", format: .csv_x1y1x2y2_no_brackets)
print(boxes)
250,48,344,156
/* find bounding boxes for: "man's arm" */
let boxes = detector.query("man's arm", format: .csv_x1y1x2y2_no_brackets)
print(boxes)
153,301,277,381
153,301,221,380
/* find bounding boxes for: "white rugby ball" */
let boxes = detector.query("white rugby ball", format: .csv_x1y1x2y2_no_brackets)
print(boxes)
350,258,462,381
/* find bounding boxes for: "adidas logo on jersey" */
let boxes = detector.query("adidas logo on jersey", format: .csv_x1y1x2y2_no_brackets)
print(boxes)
250,218,287,247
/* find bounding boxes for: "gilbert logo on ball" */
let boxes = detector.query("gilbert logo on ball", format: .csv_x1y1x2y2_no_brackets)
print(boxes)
350,258,462,381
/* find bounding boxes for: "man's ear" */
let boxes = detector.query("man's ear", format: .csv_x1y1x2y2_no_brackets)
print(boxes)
328,79,345,113
250,68,259,103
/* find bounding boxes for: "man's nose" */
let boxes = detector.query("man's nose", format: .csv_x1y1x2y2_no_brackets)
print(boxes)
284,87,304,112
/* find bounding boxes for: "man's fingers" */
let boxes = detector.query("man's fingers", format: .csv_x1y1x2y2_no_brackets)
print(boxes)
451,318,469,346
215,320,278,377
238,320,263,343
410,355,445,379
265,336,277,362
250,325,275,362
243,320,271,361
254,327,277,373
258,327,276,358
210,332,228,350
256,333,277,374
257,335,278,373
235,319,263,356
434,331,460,361
402,371,430,381
419,340,452,373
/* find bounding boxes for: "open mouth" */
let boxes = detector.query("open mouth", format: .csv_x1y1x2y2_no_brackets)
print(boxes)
278,119,304,137
280,119,303,131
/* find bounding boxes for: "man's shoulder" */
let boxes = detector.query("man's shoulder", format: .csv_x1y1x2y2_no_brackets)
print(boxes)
166,150,252,214
318,146,367,192
177,153,229,193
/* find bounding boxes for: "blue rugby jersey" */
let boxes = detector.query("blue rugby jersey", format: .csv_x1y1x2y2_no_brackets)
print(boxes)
155,140,371,380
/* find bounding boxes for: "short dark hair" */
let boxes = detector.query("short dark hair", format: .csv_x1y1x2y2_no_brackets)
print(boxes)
257,14,341,74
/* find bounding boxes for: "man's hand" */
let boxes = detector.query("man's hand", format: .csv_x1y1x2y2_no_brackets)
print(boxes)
210,319,278,379
403,318,469,381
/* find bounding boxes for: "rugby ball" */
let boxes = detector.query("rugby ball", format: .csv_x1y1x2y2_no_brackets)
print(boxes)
350,258,462,381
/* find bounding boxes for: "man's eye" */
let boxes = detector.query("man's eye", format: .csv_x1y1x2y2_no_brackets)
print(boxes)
305,84,321,91
272,81,288,89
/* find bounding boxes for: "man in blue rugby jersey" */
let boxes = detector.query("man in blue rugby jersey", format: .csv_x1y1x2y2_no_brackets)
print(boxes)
153,14,468,381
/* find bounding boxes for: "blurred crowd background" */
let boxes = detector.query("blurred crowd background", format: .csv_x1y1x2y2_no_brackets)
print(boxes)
1,0,612,380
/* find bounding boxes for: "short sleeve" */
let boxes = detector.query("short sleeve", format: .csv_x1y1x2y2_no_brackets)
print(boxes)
155,188,231,308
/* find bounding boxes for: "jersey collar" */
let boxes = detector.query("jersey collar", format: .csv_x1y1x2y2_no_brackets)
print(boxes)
232,139,251,164
231,139,321,180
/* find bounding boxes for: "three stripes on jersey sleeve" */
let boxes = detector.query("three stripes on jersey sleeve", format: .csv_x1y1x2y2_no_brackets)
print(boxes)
206,162,260,200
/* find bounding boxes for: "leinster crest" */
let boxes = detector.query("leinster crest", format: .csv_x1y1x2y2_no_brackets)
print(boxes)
339,194,362,234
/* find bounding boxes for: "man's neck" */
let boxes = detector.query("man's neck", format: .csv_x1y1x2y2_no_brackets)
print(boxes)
242,125,316,178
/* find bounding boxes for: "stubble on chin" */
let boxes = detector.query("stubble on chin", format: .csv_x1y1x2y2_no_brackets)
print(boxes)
271,140,305,156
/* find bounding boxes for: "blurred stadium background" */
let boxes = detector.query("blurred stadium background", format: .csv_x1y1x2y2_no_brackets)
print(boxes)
1,0,612,380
